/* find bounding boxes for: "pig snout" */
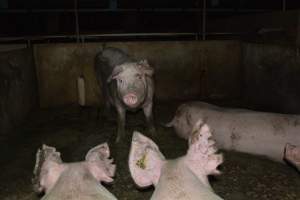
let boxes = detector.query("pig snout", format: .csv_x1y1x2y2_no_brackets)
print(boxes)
123,93,138,107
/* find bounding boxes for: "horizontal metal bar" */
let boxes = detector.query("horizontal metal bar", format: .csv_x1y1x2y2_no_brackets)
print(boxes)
0,33,196,41
0,8,273,14
0,32,247,42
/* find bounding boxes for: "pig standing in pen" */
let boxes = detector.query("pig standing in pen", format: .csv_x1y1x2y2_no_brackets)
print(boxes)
32,143,117,200
95,47,155,142
166,101,300,162
129,120,224,200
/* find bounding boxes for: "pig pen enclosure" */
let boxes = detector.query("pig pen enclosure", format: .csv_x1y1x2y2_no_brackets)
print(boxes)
0,40,300,200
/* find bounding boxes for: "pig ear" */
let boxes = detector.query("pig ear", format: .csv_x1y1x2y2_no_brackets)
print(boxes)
138,59,154,77
107,65,123,83
86,143,116,183
32,144,63,193
186,120,223,177
129,131,165,188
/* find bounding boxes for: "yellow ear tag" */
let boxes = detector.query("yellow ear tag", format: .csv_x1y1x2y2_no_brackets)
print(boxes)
136,153,147,169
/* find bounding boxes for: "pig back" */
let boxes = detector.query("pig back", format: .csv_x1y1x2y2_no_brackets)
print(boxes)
95,47,132,83
151,159,223,200
41,164,117,200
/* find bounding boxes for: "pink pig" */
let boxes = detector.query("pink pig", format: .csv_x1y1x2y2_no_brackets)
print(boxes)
32,143,117,200
166,101,300,162
129,120,224,200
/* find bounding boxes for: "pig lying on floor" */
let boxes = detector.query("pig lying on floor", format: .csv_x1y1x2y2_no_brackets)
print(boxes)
32,143,117,200
166,101,300,162
129,120,224,200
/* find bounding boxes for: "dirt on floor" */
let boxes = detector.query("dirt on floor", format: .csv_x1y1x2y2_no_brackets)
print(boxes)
0,102,299,200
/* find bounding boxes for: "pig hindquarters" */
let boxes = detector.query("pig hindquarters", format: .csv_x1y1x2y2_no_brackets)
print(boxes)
32,143,117,200
95,47,155,142
167,101,300,162
129,120,224,200
284,143,300,171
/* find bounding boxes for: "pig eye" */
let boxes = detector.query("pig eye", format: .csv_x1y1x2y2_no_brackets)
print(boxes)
118,79,124,84
136,74,142,79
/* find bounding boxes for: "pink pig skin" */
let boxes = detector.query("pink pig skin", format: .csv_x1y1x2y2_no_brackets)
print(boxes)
166,101,300,162
129,120,224,200
33,143,117,200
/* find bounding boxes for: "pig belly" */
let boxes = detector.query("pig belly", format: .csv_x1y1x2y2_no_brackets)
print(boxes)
151,160,223,200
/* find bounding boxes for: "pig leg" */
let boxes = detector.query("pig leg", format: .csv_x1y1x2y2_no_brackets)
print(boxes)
97,86,112,120
284,143,300,171
115,104,126,143
143,103,156,135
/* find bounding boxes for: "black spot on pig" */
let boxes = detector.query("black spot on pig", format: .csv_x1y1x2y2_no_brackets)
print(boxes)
230,129,241,149
271,118,286,136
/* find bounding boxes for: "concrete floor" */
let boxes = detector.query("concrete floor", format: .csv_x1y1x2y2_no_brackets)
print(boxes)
0,102,299,200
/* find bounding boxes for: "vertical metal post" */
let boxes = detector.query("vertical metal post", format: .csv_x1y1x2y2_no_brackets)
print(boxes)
74,0,80,43
282,0,286,12
195,0,200,40
27,39,31,48
109,0,118,10
202,0,207,40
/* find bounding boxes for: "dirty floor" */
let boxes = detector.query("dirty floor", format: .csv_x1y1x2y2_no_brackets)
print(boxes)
0,102,299,200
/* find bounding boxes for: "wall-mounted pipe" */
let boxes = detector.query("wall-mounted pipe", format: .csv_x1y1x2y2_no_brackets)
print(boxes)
77,76,86,106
